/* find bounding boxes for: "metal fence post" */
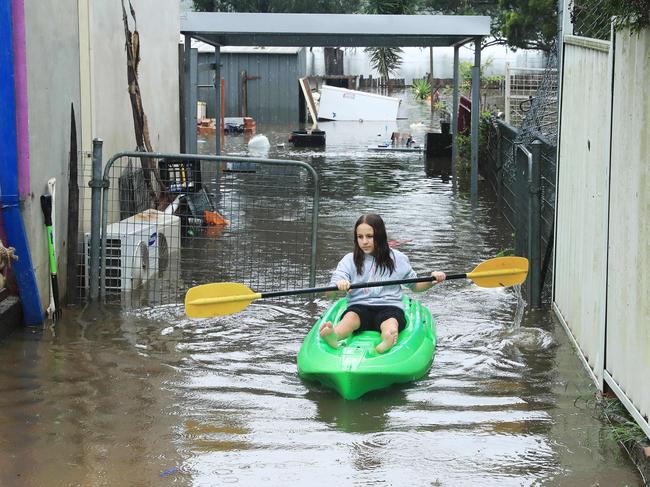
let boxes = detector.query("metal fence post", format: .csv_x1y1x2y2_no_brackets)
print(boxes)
528,140,543,307
495,123,503,208
88,138,103,301
470,38,481,198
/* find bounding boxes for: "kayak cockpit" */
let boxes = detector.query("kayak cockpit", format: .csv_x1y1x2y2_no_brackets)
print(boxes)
297,296,436,399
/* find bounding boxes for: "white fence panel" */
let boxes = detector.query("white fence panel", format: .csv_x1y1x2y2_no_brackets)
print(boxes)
604,27,650,438
553,38,611,384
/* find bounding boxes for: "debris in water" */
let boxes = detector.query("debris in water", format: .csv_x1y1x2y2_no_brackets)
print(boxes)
388,239,412,248
160,467,178,477
248,134,270,157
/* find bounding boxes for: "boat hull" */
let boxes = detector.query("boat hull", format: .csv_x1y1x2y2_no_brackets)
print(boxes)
297,296,436,400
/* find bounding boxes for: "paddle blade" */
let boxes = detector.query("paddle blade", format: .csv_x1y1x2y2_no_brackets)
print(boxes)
467,256,529,288
185,282,260,318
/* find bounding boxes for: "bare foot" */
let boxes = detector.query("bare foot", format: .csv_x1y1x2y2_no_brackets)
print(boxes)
375,332,398,354
319,321,339,348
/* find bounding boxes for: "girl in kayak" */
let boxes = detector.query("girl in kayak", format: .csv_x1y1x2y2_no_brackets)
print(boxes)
320,213,445,353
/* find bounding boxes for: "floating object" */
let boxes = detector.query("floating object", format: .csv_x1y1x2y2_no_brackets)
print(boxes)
223,117,244,134
318,85,400,121
204,210,229,226
160,467,178,477
197,118,216,135
159,159,200,193
288,129,326,147
224,134,268,172
289,78,326,147
243,116,256,135
367,144,423,153
368,131,422,152
388,239,412,248
297,296,435,400
247,134,270,155
424,132,452,177
198,116,256,136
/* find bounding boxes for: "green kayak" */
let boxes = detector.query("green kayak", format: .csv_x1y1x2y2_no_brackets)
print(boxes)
297,296,436,400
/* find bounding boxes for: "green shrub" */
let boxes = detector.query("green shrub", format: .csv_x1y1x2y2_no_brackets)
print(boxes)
412,78,431,100
456,110,494,189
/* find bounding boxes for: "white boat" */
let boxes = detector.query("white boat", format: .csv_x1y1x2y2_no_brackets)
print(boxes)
317,85,400,121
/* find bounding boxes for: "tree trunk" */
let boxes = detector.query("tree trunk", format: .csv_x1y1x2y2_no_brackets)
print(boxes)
121,0,164,209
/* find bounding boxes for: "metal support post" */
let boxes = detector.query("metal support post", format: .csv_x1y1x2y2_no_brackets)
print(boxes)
505,63,511,124
528,140,543,307
429,47,434,115
184,36,198,155
214,46,221,156
88,138,103,301
451,45,460,189
470,38,481,197
496,122,503,208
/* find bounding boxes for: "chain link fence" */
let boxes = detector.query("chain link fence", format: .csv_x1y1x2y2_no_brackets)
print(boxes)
570,0,650,40
570,0,613,40
503,42,559,177
480,40,559,306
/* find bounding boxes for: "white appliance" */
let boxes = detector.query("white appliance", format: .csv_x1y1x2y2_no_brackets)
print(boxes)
317,85,401,121
85,209,181,293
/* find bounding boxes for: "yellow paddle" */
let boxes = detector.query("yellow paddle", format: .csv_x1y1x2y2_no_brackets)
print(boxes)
184,256,528,319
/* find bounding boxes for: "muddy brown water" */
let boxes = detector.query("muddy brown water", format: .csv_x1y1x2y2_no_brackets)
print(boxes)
0,91,642,486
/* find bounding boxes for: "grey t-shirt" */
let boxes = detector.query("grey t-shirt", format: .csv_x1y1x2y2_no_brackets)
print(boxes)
329,249,417,309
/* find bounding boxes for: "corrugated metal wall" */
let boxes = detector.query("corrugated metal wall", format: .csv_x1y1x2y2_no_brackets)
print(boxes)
198,50,306,124
553,38,611,384
605,27,650,429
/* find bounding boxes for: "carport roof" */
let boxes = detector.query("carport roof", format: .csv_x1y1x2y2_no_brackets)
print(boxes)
180,12,491,48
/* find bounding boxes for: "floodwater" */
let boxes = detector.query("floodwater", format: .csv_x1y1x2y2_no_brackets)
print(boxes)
0,91,642,486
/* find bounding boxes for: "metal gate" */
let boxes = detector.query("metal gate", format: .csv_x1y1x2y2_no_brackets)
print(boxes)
81,144,319,308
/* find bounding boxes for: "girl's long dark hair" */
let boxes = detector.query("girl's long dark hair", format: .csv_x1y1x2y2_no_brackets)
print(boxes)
353,213,395,276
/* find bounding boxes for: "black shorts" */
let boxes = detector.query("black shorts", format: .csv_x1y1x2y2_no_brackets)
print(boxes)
343,304,407,333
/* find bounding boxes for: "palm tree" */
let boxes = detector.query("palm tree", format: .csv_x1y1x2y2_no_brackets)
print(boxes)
364,46,403,87
363,0,421,88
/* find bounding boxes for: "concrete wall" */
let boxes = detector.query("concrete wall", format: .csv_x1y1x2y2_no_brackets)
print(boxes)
89,0,180,158
21,0,180,311
23,0,81,311
553,37,611,384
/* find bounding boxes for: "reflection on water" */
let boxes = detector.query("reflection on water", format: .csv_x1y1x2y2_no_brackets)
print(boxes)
0,90,642,486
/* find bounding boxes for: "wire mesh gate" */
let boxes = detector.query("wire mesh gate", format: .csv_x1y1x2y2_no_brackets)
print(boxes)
81,148,319,308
